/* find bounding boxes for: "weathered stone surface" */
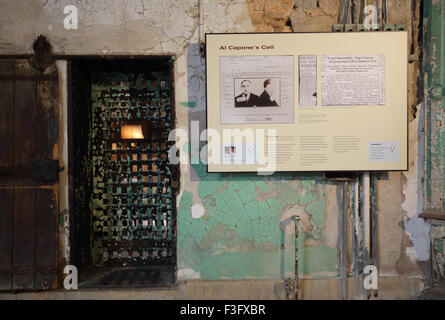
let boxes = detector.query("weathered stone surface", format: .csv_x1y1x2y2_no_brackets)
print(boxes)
431,226,445,239
289,0,339,32
247,0,294,32
0,0,198,55
296,0,318,9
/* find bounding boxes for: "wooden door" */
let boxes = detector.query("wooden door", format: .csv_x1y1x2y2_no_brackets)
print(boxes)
0,59,59,290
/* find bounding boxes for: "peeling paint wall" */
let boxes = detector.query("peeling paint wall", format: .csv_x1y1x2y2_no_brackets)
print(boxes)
177,172,336,279
423,0,445,211
0,0,436,298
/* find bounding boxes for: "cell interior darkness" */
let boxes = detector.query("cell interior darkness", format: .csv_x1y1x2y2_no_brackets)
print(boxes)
70,58,178,286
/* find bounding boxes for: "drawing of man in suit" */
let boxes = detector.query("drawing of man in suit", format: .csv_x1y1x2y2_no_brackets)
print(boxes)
258,79,278,107
234,80,261,107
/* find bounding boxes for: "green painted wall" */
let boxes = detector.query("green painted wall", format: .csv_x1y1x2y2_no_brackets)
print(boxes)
177,162,337,279
424,0,445,210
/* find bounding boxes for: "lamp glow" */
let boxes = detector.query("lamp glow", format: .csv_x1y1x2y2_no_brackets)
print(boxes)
121,125,144,139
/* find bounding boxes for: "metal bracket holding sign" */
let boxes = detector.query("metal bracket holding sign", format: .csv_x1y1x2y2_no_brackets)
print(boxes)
205,32,408,173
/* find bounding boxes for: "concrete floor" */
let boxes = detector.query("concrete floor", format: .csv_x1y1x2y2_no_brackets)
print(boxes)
0,278,426,300
419,280,445,300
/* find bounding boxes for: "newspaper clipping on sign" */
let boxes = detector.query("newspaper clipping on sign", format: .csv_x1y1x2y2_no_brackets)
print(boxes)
298,55,317,107
321,54,385,106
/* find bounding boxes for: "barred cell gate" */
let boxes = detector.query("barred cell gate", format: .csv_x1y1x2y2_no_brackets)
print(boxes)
0,59,59,291
70,59,178,287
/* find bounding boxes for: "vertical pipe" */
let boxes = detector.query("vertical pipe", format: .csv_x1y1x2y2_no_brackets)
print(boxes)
344,0,351,25
352,0,359,24
346,0,352,24
354,179,360,268
359,172,371,299
410,0,416,55
350,179,358,277
280,229,285,280
294,216,299,300
344,182,350,298
339,0,349,25
354,178,363,298
198,0,201,43
337,182,348,299
370,173,378,299
359,0,365,24
382,0,388,24
361,172,371,261
375,0,380,24
370,173,378,267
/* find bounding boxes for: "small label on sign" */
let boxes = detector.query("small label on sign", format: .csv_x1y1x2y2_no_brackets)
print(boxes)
369,141,399,162
222,143,257,164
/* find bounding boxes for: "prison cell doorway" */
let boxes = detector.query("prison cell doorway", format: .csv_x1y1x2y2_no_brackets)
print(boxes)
70,58,178,288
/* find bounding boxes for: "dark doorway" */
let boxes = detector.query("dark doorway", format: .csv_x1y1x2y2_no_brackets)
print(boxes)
69,58,178,288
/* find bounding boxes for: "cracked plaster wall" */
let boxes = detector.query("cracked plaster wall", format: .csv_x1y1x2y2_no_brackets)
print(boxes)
0,0,429,285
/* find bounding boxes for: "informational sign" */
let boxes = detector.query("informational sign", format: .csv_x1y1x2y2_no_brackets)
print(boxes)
205,32,408,172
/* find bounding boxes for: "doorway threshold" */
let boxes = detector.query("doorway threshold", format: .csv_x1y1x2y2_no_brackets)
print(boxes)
79,266,176,289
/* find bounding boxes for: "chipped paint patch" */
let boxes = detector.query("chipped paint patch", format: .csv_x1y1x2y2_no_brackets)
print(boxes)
180,101,196,108
178,161,336,279
306,200,326,229
405,247,419,263
191,203,205,219
402,113,430,261
177,268,201,280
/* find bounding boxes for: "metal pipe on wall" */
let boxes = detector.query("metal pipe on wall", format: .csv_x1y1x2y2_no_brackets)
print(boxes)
294,216,299,300
350,178,359,278
370,173,378,267
198,0,202,43
337,182,349,299
361,172,371,258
